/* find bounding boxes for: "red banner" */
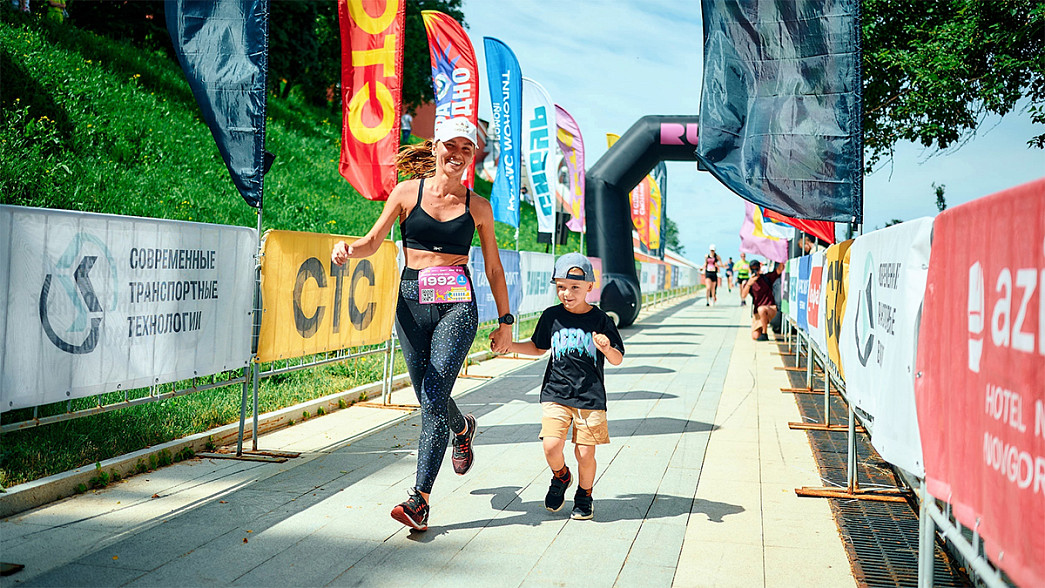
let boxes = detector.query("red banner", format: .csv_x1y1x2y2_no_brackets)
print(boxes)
337,0,405,201
422,10,478,188
764,209,835,244
914,178,1045,588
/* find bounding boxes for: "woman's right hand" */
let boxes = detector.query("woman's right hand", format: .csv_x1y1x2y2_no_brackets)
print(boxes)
332,240,352,266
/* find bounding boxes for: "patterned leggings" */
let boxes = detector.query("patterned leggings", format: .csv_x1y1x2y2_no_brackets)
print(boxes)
395,274,477,494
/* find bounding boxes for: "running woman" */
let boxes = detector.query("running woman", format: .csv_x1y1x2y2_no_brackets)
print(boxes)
332,118,513,531
702,244,723,306
725,256,735,291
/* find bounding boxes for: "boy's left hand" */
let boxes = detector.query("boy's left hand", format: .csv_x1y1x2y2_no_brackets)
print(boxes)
593,333,611,351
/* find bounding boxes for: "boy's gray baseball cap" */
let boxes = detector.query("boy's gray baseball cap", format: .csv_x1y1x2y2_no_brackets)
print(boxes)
551,252,595,282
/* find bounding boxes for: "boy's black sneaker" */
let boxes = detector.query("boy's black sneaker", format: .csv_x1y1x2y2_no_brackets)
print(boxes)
545,467,572,512
390,488,429,531
571,487,594,520
451,414,477,475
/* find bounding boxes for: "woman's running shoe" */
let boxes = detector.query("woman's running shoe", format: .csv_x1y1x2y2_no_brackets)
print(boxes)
390,488,429,531
452,414,477,475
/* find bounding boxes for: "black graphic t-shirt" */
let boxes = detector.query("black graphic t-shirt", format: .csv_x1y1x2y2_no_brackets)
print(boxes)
530,305,625,411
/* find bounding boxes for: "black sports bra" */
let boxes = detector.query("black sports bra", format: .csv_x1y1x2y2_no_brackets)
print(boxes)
401,179,475,256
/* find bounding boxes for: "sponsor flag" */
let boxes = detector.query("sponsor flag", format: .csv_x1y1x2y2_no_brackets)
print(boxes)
422,10,479,188
823,239,853,377
555,105,585,233
649,162,667,258
915,179,1044,588
483,37,522,227
697,0,862,222
337,0,405,201
764,208,835,244
166,0,272,208
608,133,651,247
522,77,556,233
740,202,788,262
756,206,796,240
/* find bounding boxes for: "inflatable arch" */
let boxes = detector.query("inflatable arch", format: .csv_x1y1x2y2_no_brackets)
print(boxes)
586,115,700,327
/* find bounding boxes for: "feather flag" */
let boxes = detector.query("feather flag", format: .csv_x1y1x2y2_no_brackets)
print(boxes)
483,37,522,227
522,77,556,233
555,105,585,233
337,0,405,201
422,10,479,188
741,201,788,262
166,0,272,208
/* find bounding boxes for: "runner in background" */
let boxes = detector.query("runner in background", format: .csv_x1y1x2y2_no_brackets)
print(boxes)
332,118,514,532
725,256,735,292
701,244,723,306
734,253,751,306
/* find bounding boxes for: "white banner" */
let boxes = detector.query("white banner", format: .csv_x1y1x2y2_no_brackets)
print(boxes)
0,206,256,412
806,251,828,354
518,251,555,316
838,217,933,477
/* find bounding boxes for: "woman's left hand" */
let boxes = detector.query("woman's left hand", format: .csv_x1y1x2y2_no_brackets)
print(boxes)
490,324,512,353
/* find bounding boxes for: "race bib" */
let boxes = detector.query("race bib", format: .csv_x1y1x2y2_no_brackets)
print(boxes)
418,266,472,304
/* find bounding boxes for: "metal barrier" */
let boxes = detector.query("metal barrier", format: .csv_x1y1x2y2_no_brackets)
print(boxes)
781,318,1008,588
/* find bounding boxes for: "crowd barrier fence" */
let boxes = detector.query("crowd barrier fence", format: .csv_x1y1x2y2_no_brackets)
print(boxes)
776,177,1043,588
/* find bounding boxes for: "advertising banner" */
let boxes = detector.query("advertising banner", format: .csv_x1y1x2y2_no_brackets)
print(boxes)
914,179,1044,588
786,258,799,320
1,206,255,412
483,37,522,227
555,105,585,233
522,77,556,233
586,257,603,304
823,240,853,377
422,10,479,187
796,255,811,331
256,231,398,362
806,252,826,353
780,260,790,317
517,251,554,316
839,217,933,477
469,247,522,323
337,0,405,201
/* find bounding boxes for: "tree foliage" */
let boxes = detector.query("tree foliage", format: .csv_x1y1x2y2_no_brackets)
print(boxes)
64,0,464,112
862,0,1045,170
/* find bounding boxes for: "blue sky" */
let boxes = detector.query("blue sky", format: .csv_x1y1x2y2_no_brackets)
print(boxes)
460,0,1044,264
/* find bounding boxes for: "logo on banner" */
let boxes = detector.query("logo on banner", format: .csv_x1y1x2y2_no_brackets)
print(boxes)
808,265,823,328
968,261,985,372
39,233,118,354
293,257,376,338
825,256,845,341
853,252,876,367
434,72,451,101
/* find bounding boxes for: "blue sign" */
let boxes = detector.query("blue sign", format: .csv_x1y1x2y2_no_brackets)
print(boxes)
468,247,522,323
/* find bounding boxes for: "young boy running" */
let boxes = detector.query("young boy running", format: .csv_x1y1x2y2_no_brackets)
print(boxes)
503,253,625,520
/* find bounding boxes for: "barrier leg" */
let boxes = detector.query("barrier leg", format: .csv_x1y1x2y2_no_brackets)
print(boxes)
236,364,250,457
251,362,260,451
918,480,936,588
846,402,858,493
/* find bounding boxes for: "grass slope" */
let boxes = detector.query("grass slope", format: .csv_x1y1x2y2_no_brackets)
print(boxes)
0,12,587,487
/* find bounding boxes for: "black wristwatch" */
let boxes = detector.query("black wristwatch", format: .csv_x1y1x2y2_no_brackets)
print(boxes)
497,313,515,326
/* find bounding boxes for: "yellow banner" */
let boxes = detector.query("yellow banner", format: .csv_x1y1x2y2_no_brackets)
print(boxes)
824,239,853,377
257,230,399,362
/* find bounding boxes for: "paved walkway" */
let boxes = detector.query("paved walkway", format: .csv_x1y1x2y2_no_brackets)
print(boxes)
1,294,854,587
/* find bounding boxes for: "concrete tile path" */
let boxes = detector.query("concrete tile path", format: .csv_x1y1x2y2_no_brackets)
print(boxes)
1,294,854,587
